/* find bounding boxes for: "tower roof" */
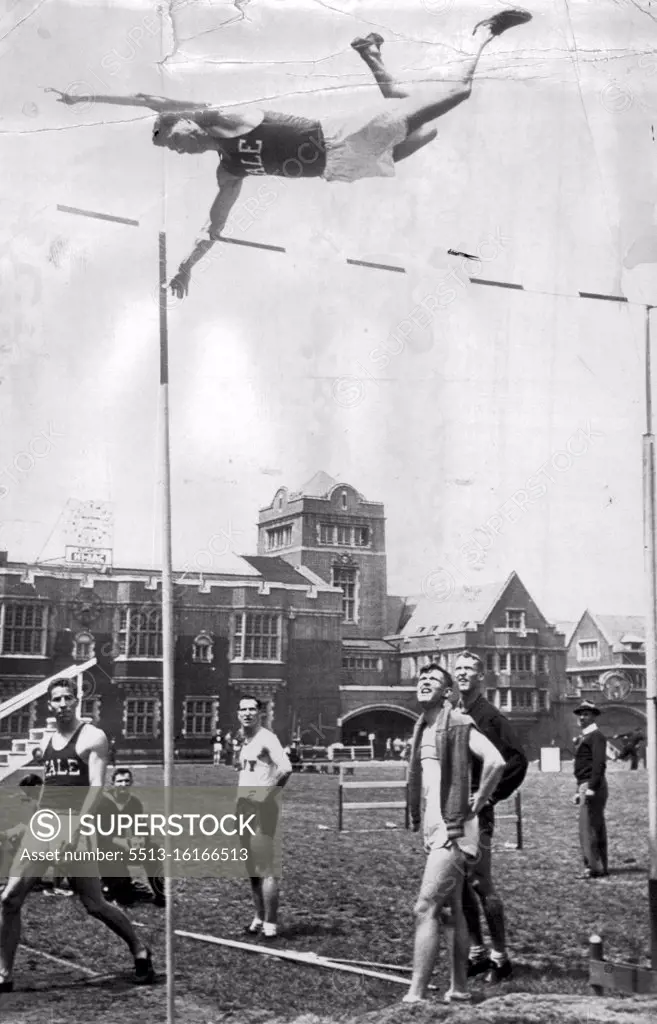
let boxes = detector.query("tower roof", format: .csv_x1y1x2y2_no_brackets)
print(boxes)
293,471,339,498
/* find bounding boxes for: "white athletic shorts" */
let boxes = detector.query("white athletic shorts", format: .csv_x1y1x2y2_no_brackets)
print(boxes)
321,106,409,183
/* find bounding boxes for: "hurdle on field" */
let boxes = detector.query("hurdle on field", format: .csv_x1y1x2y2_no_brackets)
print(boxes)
338,763,409,832
496,791,523,851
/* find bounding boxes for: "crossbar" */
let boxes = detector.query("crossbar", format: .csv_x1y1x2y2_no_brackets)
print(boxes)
176,929,423,987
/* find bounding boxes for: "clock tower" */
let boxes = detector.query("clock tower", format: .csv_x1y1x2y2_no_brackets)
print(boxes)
257,472,388,640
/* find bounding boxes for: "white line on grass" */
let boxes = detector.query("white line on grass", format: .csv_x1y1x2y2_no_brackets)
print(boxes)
21,945,103,977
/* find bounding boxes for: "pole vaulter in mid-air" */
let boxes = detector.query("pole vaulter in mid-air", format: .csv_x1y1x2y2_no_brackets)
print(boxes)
47,9,531,299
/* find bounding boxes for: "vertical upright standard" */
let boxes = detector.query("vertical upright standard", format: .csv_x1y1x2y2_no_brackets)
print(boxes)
642,304,657,968
159,231,176,1021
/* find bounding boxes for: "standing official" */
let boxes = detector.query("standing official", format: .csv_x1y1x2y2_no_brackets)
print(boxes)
573,700,608,879
454,652,528,982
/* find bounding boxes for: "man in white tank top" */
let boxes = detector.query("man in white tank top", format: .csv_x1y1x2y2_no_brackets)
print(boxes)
236,696,292,940
404,664,505,1005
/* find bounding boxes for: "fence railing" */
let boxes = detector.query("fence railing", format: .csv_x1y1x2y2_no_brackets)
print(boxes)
0,659,97,724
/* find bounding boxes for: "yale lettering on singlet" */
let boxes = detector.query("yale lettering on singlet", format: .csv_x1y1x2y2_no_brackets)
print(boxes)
237,138,266,175
45,757,81,779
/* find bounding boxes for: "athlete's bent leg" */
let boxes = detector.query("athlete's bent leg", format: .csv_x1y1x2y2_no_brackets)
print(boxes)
351,34,410,99
393,125,438,163
73,876,149,958
0,875,42,984
395,11,532,136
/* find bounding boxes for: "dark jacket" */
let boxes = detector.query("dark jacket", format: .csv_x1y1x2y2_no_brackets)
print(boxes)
463,694,528,805
408,706,473,839
574,726,606,790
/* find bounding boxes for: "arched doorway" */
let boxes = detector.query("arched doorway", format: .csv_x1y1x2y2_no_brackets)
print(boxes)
597,703,646,736
341,704,418,757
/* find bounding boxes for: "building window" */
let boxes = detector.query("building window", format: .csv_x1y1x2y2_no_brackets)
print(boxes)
578,640,599,662
485,688,497,704
498,688,510,711
124,698,158,738
511,689,535,710
342,656,378,670
80,696,99,722
1,603,48,656
0,707,32,736
499,652,532,672
341,490,348,510
538,654,548,674
537,689,548,710
332,566,357,623
337,525,351,546
506,610,525,631
183,698,216,737
192,633,214,664
233,613,281,661
74,631,95,661
486,653,495,672
266,524,292,551
118,607,162,659
319,524,334,545
354,527,370,547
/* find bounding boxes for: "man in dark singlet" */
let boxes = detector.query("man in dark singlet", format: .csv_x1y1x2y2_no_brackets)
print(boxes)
45,9,532,298
0,678,155,993
98,767,165,908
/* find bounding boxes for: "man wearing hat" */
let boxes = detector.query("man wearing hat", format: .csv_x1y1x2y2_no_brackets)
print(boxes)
573,700,608,879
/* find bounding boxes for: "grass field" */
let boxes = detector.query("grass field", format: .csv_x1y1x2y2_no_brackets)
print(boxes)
1,763,655,1024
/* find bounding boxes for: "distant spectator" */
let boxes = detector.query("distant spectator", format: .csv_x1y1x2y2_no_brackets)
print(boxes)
213,731,223,766
614,730,645,771
573,701,608,879
223,731,234,767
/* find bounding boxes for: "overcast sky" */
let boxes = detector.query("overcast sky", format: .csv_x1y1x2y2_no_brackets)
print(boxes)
1,0,656,621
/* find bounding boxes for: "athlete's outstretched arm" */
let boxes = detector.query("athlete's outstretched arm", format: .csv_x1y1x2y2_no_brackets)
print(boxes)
45,87,209,113
170,167,243,299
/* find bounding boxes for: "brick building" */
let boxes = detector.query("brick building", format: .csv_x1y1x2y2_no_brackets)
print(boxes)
384,572,569,758
257,472,400,747
564,610,647,735
0,552,342,760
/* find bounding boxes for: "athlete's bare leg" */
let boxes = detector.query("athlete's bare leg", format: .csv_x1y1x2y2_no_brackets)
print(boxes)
352,9,532,154
0,875,42,985
404,844,468,1003
351,33,410,99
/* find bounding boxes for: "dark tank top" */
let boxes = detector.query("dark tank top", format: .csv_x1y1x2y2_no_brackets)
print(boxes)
42,725,90,812
209,110,327,179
